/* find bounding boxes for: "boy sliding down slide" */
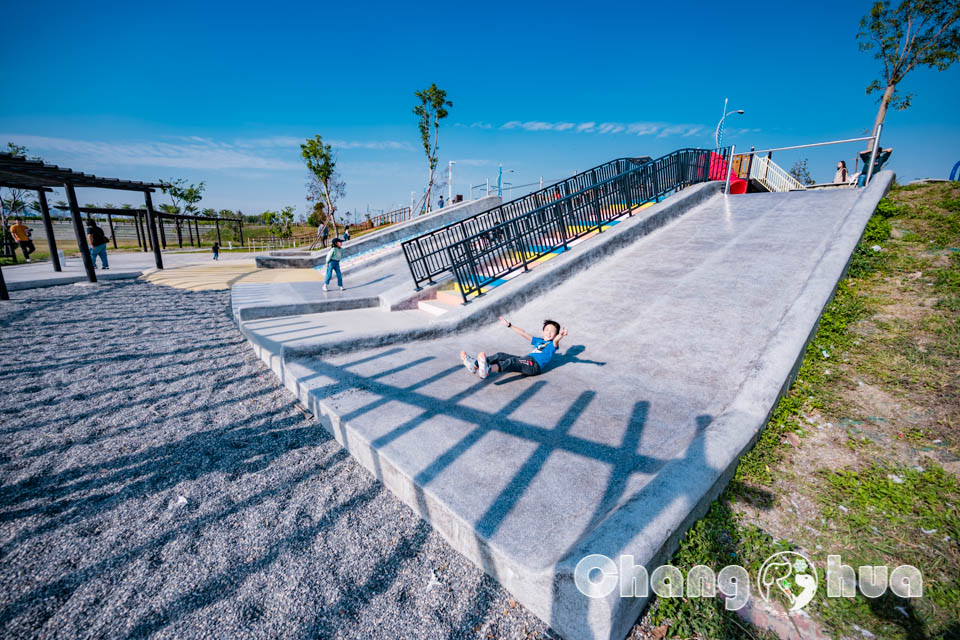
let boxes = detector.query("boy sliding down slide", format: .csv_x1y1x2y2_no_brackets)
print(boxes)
461,316,568,379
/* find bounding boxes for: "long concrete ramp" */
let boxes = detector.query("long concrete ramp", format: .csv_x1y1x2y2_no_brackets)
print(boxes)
232,175,893,640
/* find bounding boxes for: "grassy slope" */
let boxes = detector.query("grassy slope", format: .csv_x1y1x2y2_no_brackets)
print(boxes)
646,182,960,640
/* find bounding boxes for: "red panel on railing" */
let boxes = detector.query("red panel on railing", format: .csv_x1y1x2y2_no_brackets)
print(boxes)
708,152,747,194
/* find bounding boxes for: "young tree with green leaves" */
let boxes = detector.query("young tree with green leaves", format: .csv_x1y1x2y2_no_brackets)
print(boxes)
858,0,960,151
301,135,345,249
413,83,452,213
160,178,205,214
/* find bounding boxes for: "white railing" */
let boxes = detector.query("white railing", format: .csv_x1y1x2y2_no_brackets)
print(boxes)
749,156,806,192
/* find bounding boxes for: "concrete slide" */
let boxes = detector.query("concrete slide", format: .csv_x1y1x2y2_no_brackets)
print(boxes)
231,174,894,640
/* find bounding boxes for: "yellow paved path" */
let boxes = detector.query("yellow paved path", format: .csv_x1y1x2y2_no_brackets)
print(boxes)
141,261,322,291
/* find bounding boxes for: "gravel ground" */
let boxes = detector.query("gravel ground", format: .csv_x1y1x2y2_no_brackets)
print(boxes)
0,281,560,639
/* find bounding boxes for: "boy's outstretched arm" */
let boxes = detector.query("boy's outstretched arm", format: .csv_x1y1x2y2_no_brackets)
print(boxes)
553,327,568,348
499,316,532,341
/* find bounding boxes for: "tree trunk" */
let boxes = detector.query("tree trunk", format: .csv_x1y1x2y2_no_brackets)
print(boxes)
424,168,435,213
867,84,896,153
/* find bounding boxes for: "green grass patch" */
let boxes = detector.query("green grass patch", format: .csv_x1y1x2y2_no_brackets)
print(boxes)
815,464,960,639
651,500,785,639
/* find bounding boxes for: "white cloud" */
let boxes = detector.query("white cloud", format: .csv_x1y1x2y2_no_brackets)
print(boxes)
1,133,414,173
494,119,707,139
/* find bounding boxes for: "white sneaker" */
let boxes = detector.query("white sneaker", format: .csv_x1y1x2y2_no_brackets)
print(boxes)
477,352,489,379
339,286,345,291
460,350,478,375
322,284,328,291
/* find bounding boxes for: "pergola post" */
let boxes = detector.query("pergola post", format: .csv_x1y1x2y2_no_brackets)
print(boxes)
238,220,244,246
65,182,96,283
0,263,8,300
215,219,221,245
176,218,183,248
134,212,144,250
187,217,194,246
158,216,167,249
140,213,149,251
195,219,201,247
107,213,117,248
143,191,163,270
36,190,61,272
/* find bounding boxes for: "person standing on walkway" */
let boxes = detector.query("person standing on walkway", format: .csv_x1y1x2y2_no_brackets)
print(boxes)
320,222,329,248
834,160,848,184
322,237,344,291
86,219,109,270
10,217,35,262
212,242,220,260
343,226,350,242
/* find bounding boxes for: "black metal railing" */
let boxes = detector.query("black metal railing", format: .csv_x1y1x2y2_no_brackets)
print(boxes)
401,156,652,288
446,147,730,303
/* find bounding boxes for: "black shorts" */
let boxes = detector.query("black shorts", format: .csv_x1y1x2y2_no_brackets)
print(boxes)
487,352,541,376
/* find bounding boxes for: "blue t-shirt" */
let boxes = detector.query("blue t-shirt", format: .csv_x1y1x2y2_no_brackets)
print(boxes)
527,337,556,369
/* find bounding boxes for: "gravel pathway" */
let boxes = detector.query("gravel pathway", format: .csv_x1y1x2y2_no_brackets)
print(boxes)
0,281,555,639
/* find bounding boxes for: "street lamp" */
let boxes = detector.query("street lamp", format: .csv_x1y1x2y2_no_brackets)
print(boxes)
715,97,744,149
497,164,514,197
448,161,456,201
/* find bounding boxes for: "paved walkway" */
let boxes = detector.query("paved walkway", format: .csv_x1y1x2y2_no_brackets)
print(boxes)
2,250,265,291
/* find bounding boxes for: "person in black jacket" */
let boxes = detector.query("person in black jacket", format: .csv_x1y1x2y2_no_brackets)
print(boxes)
86,220,109,269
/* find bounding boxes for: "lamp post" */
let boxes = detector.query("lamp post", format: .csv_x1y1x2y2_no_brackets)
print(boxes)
715,97,744,149
448,161,456,200
497,165,514,197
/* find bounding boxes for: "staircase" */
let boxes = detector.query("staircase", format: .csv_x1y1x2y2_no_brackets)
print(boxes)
416,287,463,316
732,153,806,192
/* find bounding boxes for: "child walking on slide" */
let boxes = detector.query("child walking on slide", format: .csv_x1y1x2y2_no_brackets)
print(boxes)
461,316,567,379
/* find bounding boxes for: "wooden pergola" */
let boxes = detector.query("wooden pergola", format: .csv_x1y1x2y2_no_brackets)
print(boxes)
0,152,241,300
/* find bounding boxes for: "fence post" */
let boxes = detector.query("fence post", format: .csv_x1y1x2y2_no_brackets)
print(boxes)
554,202,568,249
509,221,525,271
865,123,883,186
724,145,735,196
592,185,603,232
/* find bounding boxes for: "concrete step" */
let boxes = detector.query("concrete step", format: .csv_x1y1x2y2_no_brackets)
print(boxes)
417,300,455,316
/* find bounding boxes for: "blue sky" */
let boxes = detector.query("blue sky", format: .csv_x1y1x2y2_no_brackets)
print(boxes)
2,0,958,219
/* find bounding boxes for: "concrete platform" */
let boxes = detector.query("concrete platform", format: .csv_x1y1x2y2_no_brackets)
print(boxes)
231,254,410,319
231,175,893,640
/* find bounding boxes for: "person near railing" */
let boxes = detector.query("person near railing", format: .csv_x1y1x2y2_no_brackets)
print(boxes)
322,237,344,291
343,226,351,242
857,148,893,187
834,160,849,184
460,317,567,379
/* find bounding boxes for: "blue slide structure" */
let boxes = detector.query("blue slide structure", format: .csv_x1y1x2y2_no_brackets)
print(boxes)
950,160,960,181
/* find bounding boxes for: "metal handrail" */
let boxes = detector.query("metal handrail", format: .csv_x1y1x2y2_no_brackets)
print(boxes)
401,156,653,288
446,147,729,303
